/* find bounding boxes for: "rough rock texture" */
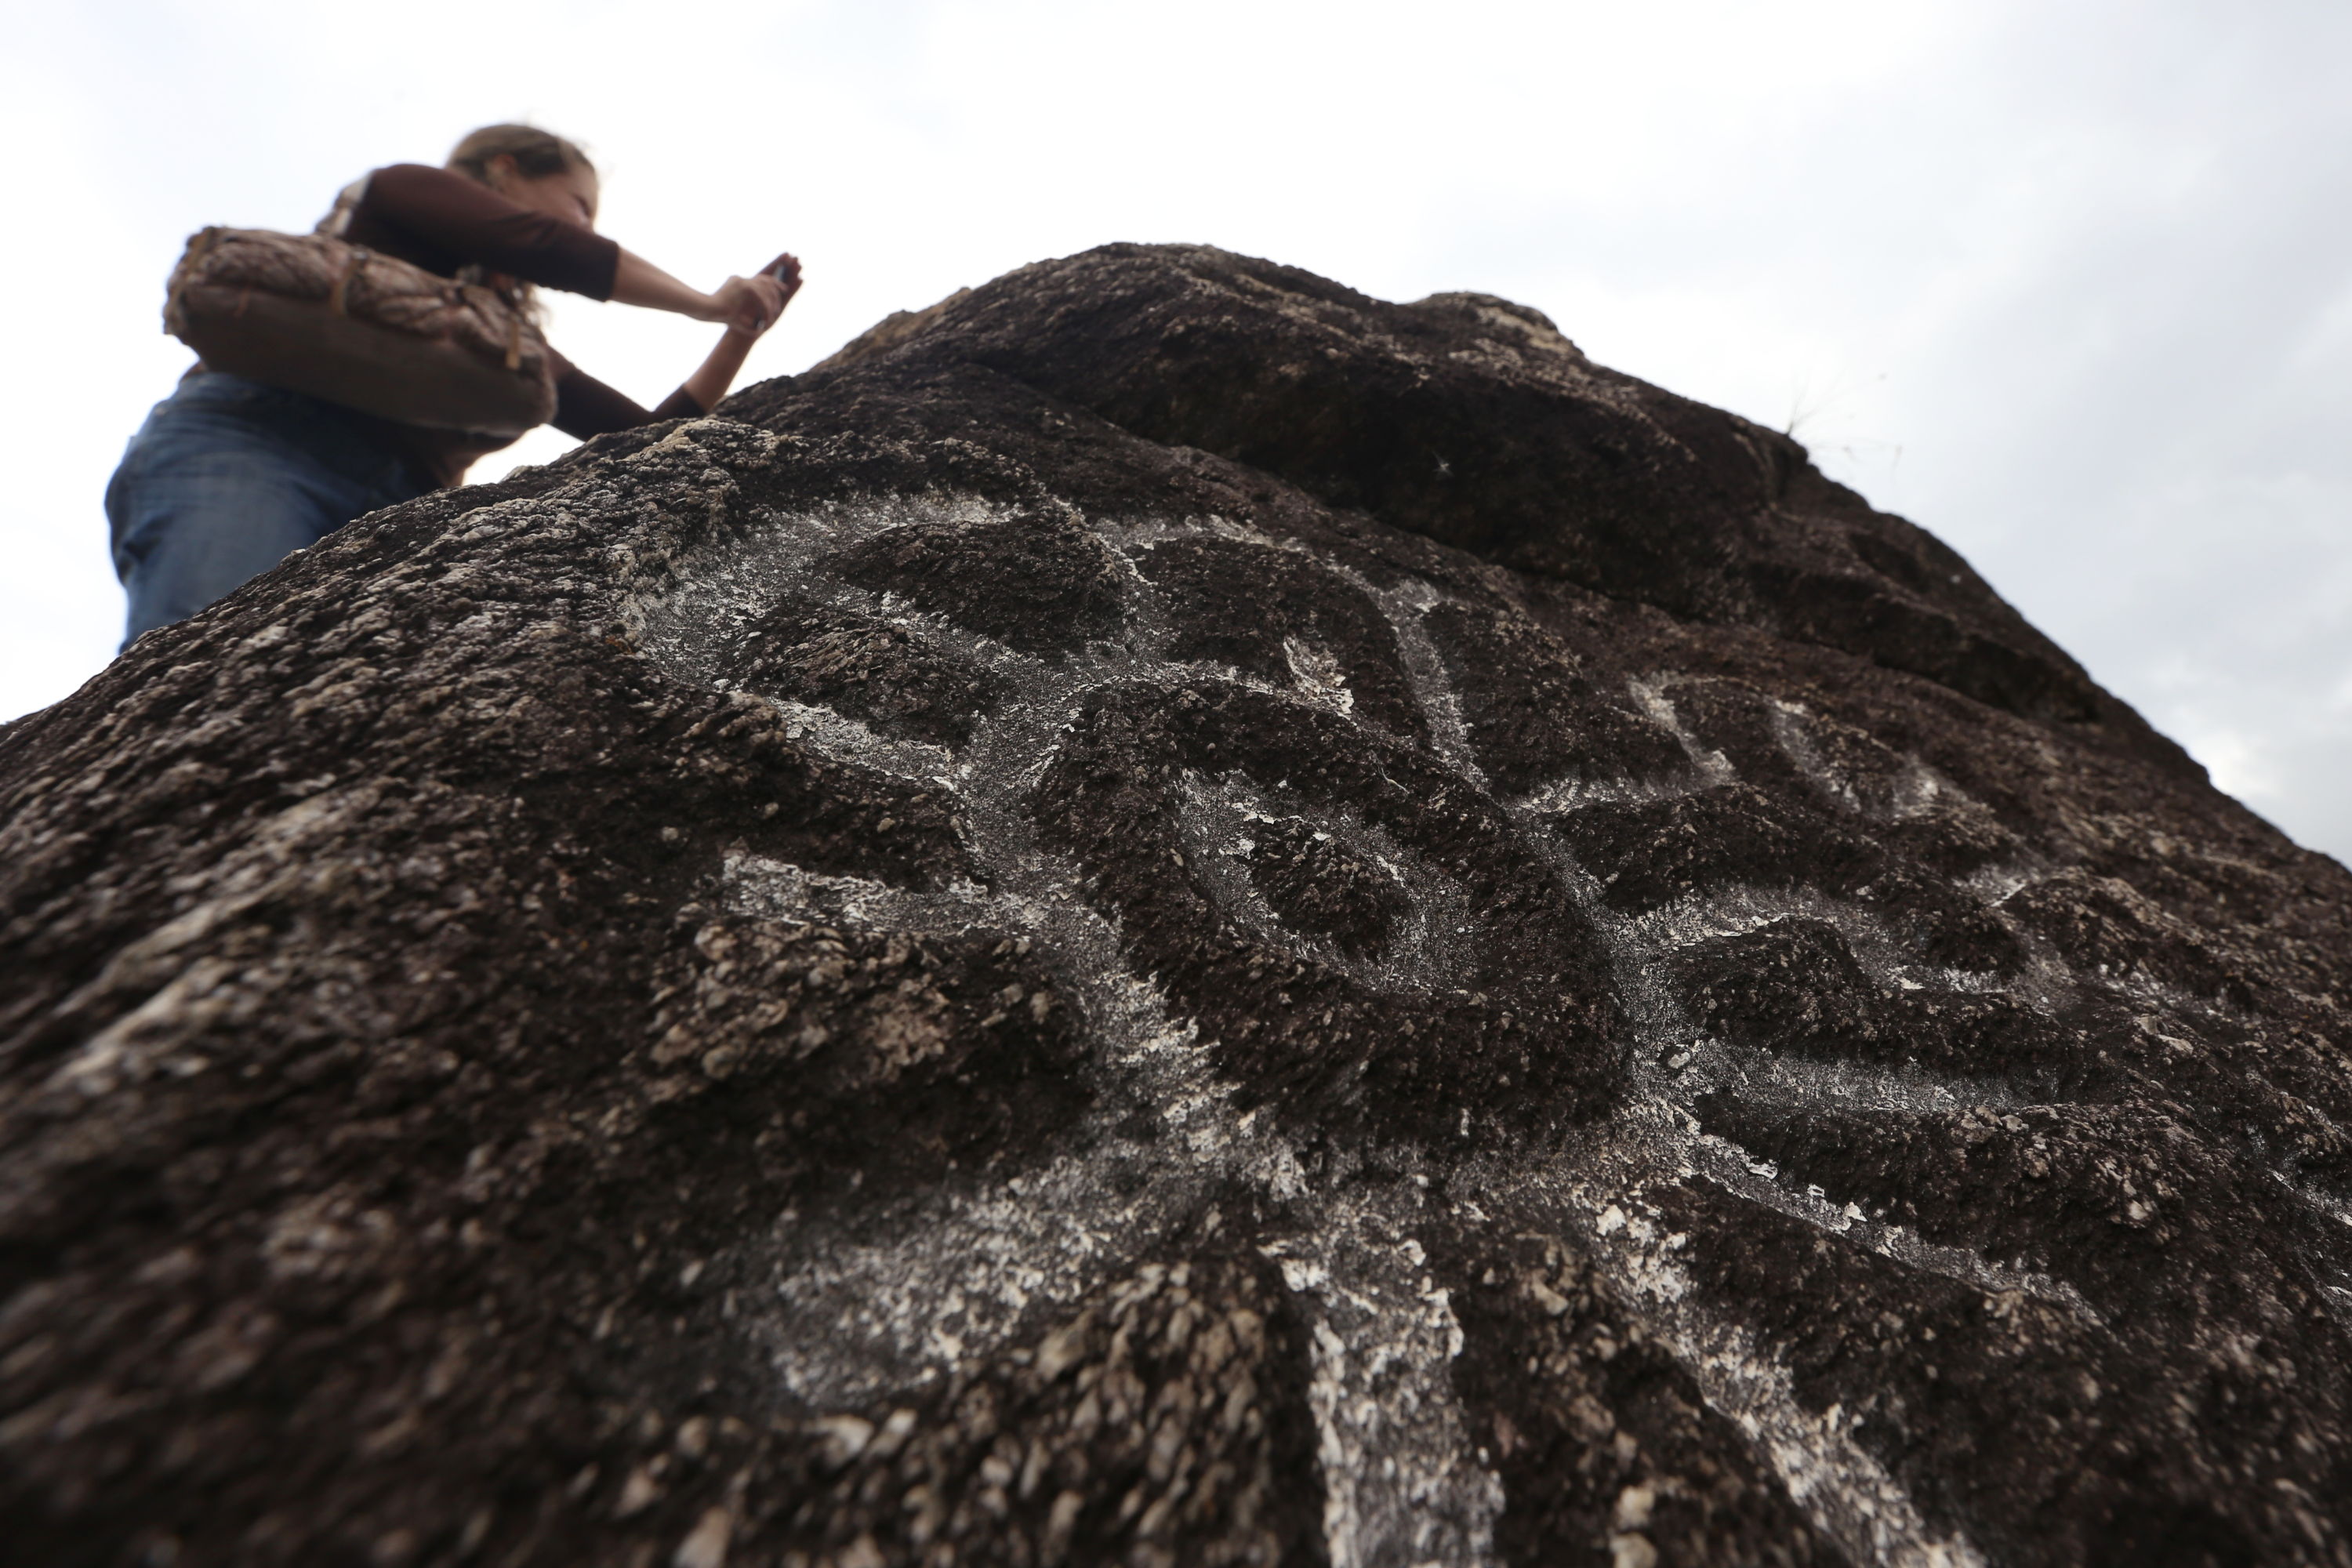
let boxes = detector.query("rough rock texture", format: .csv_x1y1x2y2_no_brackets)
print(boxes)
7,244,2352,1567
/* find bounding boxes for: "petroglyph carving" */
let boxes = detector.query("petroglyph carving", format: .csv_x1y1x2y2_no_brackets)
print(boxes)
8,245,2351,1566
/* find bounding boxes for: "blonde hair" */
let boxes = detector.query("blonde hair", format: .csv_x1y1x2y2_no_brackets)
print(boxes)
445,124,594,187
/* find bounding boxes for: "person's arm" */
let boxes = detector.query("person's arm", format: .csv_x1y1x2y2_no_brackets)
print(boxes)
547,256,802,437
681,331,753,416
362,165,789,328
551,367,689,439
549,328,775,439
679,256,802,410
363,165,621,296
610,250,788,334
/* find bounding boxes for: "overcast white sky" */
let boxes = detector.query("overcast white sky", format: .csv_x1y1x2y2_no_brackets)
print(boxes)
6,0,2348,858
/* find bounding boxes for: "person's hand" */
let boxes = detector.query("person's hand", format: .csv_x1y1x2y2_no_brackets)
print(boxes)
681,254,805,411
764,252,804,310
706,270,789,336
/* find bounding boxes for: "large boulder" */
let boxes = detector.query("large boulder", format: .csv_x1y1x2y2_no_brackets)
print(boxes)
5,245,2350,1567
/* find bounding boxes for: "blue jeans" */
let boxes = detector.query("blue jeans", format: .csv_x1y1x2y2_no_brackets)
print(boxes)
107,372,430,645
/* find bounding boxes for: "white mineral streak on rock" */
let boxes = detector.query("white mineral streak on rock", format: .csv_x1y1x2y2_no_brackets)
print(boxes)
1668,1098,2096,1322
1282,635,1356,717
1265,1192,1502,1568
757,1149,1211,1410
1762,697,1948,824
1340,567,1484,784
1490,1113,1987,1568
1668,1030,2034,1121
1628,677,1738,786
761,699,955,783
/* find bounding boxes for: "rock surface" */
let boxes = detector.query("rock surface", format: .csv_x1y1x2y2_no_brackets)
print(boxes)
7,244,2352,1566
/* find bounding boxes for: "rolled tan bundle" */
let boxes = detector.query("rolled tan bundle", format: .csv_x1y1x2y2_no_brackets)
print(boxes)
163,227,558,437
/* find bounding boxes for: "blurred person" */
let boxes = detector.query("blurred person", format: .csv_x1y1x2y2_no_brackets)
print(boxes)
107,124,800,644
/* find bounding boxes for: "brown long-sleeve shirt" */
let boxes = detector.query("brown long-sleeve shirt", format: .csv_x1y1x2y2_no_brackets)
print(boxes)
325,164,704,486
